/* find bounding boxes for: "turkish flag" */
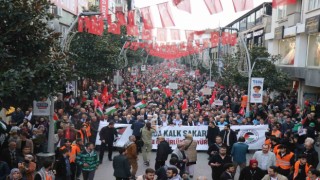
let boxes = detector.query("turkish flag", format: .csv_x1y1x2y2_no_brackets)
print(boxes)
170,29,180,41
230,33,238,46
172,0,182,5
116,12,126,25
84,16,91,32
124,41,131,48
140,7,154,29
95,16,104,36
221,32,231,45
127,25,138,36
204,0,223,14
157,28,167,42
142,28,152,40
107,14,112,25
174,0,191,13
88,16,98,35
78,17,84,32
272,0,296,8
108,23,121,35
185,30,194,41
128,10,135,26
181,99,188,110
232,0,254,12
203,39,211,48
130,42,139,51
210,31,219,47
157,2,175,27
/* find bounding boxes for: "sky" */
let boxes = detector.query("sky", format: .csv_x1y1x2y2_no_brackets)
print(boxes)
134,0,272,30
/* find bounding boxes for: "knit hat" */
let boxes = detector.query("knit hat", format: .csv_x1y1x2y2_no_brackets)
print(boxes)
309,122,315,127
249,159,258,167
9,168,20,179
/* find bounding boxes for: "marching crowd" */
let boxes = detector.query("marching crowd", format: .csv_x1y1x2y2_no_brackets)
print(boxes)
0,62,320,180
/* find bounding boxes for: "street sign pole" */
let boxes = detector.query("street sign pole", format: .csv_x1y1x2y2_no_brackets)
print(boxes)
47,96,55,153
116,70,120,90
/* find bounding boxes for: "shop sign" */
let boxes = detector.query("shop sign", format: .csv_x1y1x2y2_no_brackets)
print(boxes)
274,26,284,40
306,15,320,34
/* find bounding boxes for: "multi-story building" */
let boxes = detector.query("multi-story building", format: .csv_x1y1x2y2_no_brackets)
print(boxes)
265,0,320,105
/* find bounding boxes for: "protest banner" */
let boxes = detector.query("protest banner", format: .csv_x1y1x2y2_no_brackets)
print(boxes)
169,82,178,89
95,122,268,150
250,77,264,103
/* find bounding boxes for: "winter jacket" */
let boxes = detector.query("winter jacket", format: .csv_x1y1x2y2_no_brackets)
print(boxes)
76,149,99,171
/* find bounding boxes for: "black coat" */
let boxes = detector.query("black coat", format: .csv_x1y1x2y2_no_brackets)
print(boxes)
113,154,131,178
239,166,264,180
304,148,319,168
208,154,232,179
99,126,118,143
220,171,234,180
206,126,220,143
219,129,237,147
54,156,70,178
0,148,21,169
156,141,172,161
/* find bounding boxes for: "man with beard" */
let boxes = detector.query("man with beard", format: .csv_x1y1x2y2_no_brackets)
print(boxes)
239,159,264,180
207,136,224,158
137,168,156,180
208,145,232,180
166,167,181,180
206,121,220,147
219,124,237,153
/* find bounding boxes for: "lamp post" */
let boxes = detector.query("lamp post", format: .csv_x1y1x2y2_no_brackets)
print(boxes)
246,57,269,116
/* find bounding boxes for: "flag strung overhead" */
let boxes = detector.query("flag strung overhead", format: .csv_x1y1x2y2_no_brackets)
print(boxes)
203,0,223,14
173,0,192,13
157,2,175,27
232,0,254,12
272,0,296,8
140,7,154,29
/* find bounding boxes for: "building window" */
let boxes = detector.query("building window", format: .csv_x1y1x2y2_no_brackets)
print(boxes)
277,6,287,20
307,33,320,67
309,0,320,11
239,18,247,31
255,9,263,24
247,13,255,28
278,37,295,65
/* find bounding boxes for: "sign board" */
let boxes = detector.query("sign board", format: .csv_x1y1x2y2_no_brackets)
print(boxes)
141,65,146,71
169,83,178,89
214,100,223,106
95,123,268,150
201,88,212,95
274,26,284,40
306,15,320,34
250,77,264,103
113,75,123,85
207,81,215,87
33,99,51,116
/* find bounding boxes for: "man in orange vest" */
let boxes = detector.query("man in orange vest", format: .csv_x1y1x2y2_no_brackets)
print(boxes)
293,154,311,180
70,138,84,180
77,123,91,145
276,144,294,176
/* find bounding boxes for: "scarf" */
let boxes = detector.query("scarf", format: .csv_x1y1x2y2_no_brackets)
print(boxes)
172,148,183,160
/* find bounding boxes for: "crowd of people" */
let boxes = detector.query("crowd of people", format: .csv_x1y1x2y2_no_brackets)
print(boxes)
0,62,320,180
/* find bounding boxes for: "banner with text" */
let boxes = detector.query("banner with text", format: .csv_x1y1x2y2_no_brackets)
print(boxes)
250,77,264,103
95,122,268,150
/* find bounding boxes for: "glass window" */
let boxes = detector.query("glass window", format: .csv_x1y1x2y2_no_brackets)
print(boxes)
307,33,320,66
309,0,320,11
277,6,287,20
278,37,296,65
239,18,247,31
255,9,263,24
247,13,255,28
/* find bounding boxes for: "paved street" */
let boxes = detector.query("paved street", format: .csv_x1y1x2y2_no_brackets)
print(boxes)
89,151,255,180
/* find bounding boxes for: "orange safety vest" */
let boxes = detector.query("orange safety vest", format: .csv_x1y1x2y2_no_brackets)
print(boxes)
276,151,294,170
293,161,311,179
272,130,282,138
272,144,280,153
265,139,271,147
241,95,247,108
69,144,81,163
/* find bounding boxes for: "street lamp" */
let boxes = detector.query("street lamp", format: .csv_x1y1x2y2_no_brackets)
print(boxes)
246,57,269,116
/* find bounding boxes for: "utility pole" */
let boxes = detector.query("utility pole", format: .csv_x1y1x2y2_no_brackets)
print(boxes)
47,96,55,153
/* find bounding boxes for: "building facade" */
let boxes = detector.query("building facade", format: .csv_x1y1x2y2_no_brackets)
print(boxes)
265,0,320,106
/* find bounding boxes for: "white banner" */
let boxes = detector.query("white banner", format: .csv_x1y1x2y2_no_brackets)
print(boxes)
169,83,178,89
95,123,268,150
250,78,264,103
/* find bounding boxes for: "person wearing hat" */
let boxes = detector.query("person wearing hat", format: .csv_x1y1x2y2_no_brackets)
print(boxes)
7,168,22,180
239,159,264,180
183,134,197,178
155,136,172,171
306,122,316,140
275,144,295,176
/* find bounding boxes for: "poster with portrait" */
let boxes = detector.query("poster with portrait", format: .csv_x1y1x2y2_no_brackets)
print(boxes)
250,78,264,103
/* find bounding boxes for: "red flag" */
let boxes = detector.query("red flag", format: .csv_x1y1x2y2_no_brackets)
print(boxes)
140,7,154,29
128,10,135,26
95,16,104,36
204,0,223,14
78,17,84,32
185,30,194,41
197,102,201,110
210,90,217,104
116,12,126,25
232,0,253,12
142,28,152,40
88,16,98,35
108,23,121,35
100,0,108,19
107,14,112,25
157,28,167,42
127,25,139,36
157,2,175,27
221,32,231,45
170,29,180,41
124,41,131,48
230,33,238,46
53,113,59,121
164,88,172,97
210,31,219,47
84,16,91,32
239,107,245,116
181,99,188,110
174,0,191,13
272,0,296,8
172,0,182,5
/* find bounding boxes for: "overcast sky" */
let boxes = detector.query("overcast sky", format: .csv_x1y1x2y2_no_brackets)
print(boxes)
134,0,272,30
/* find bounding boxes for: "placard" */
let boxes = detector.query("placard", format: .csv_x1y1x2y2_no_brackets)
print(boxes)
201,88,212,95
169,83,178,89
214,100,223,106
207,81,215,87
250,77,264,103
141,65,146,71
33,99,51,116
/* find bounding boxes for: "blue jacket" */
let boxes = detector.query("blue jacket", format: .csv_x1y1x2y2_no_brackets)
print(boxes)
131,120,145,137
231,142,249,163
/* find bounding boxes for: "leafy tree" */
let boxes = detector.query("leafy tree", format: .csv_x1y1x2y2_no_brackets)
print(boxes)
0,0,72,108
219,46,290,91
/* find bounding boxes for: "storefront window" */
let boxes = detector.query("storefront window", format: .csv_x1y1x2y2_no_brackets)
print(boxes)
278,37,295,65
307,33,320,67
